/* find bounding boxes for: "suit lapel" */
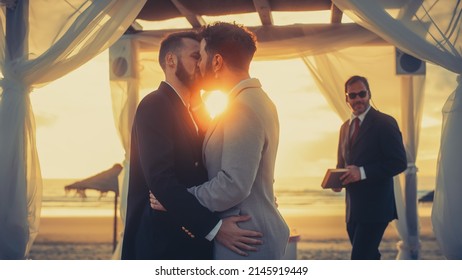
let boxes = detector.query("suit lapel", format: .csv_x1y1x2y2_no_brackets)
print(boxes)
160,82,201,153
202,115,222,161
341,121,351,165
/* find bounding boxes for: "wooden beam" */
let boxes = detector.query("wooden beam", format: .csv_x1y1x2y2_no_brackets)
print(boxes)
137,0,407,22
330,3,343,24
170,0,205,28
253,0,273,26
125,21,143,34
131,21,143,31
140,23,388,46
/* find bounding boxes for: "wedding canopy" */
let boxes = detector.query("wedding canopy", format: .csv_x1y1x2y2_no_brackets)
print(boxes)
0,0,460,260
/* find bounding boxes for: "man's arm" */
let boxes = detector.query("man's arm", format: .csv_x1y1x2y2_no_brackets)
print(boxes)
149,192,263,256
337,116,407,186
363,115,407,180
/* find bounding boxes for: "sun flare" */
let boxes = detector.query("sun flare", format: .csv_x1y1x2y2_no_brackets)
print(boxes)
202,90,228,118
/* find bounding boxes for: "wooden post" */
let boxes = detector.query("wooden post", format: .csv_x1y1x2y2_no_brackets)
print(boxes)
113,192,118,252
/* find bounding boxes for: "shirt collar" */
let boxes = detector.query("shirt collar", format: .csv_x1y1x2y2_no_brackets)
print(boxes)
349,105,371,124
164,81,188,108
228,78,261,99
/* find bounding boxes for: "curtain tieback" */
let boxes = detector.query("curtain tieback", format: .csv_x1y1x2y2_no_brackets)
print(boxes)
0,77,30,97
406,163,418,174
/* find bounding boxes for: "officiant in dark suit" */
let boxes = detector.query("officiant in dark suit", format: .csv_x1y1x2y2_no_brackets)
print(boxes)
334,75,407,260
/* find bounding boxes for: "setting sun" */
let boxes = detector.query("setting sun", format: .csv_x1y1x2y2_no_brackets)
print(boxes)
202,90,228,118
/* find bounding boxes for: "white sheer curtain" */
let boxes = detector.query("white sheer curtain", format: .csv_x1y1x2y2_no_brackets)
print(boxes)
395,76,425,259
433,79,462,259
0,0,146,259
334,0,462,260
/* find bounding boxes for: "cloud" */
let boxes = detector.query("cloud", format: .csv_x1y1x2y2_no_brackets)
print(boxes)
34,112,58,127
276,131,339,178
299,131,339,160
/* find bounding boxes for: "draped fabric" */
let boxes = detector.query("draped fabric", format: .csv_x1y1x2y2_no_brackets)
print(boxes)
0,0,146,259
333,0,462,260
395,76,425,259
433,78,462,259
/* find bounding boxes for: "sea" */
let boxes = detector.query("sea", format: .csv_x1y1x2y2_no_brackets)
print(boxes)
41,176,435,218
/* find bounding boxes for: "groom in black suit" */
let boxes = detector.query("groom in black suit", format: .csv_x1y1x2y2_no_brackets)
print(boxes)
334,75,407,259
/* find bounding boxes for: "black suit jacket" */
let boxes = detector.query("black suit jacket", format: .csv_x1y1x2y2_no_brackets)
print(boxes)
122,82,219,259
337,107,407,223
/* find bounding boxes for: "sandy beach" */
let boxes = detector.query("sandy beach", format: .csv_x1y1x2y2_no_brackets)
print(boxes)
28,203,444,260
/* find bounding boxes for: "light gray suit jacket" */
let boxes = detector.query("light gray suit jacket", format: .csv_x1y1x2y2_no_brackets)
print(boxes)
188,78,290,259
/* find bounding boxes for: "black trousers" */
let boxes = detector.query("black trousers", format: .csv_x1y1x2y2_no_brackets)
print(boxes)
347,221,389,260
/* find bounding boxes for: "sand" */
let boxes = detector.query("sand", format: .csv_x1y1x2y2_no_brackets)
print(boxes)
28,208,445,260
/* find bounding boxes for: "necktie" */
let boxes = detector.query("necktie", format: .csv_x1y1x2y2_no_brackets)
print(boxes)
350,117,360,148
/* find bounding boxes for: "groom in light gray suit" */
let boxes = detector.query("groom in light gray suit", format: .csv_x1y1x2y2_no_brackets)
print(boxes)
151,22,289,259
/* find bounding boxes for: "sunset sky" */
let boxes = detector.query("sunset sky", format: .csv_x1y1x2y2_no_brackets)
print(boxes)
30,13,458,189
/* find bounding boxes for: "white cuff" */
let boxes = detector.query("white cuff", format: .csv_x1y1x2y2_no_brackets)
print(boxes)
359,166,366,180
205,219,222,241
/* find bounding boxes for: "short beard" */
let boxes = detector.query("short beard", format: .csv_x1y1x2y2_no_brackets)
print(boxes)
175,58,195,90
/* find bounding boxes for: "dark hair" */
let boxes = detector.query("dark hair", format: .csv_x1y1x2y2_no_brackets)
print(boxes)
200,22,257,71
344,75,371,96
158,31,200,70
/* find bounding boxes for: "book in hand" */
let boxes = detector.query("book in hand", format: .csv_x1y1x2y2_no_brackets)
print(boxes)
321,168,348,189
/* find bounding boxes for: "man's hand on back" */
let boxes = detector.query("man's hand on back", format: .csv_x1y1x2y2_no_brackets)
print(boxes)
216,215,263,257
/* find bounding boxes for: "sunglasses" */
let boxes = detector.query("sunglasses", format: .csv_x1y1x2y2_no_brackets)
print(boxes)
346,90,368,99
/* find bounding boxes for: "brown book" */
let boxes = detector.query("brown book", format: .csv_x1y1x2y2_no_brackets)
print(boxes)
321,168,348,189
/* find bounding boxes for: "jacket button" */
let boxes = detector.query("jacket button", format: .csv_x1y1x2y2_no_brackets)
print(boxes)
194,162,199,167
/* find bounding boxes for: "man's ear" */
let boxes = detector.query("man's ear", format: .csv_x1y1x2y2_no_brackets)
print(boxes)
213,54,223,72
166,52,176,67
